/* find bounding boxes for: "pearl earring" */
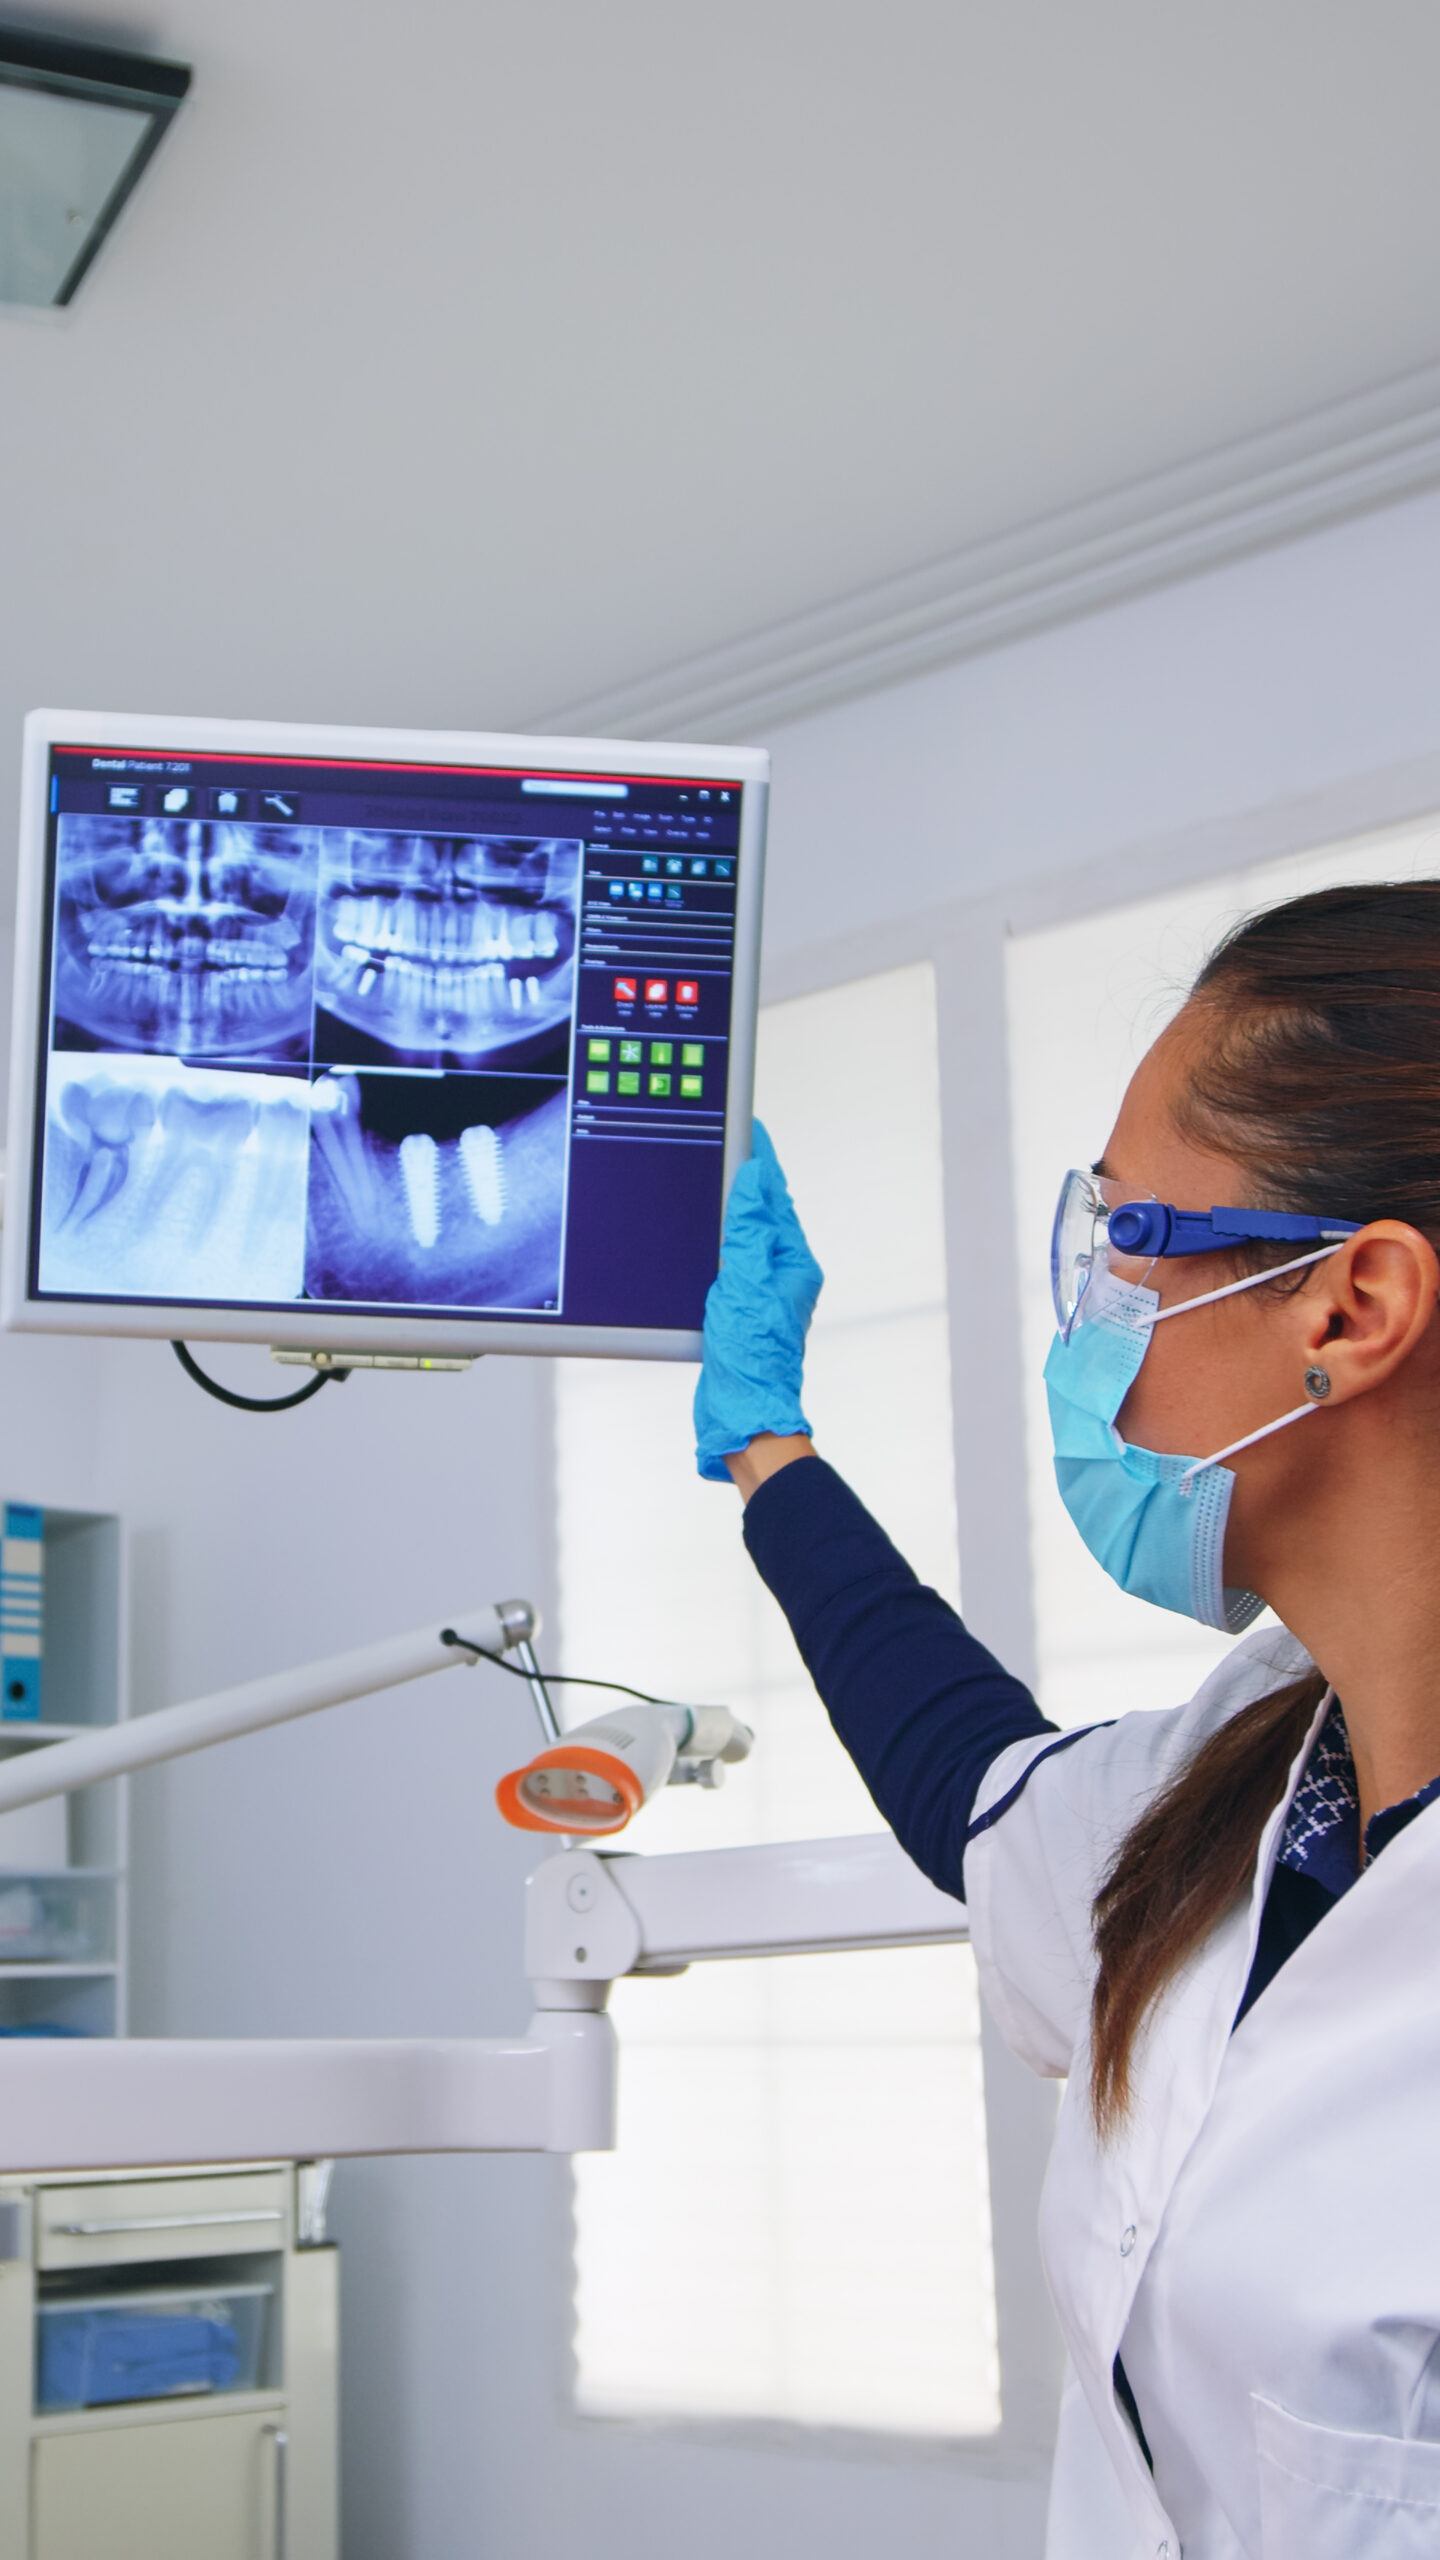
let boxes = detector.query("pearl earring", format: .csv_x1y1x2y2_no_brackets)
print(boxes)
1304,1366,1332,1399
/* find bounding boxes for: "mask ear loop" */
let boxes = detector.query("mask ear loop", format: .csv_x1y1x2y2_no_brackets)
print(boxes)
1161,1239,1348,1495
1176,1400,1320,1492
1149,1240,1343,1323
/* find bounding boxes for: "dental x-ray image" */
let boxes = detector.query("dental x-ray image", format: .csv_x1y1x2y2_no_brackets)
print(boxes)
53,816,319,1065
305,1072,567,1309
38,1055,311,1303
312,831,580,1073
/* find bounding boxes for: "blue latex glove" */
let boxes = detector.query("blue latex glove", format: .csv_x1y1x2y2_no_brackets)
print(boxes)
694,1121,824,1481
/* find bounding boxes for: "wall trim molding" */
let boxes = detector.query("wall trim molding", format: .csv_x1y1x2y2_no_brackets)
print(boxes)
536,359,1440,743
757,744,1440,1004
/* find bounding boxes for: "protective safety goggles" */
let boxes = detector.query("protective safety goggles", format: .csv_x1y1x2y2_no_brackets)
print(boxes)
1051,1167,1361,1340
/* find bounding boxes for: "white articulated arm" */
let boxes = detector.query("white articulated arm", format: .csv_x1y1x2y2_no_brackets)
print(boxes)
0,2014,616,2174
0,1601,530,1813
0,1598,965,2171
0,1593,628,2174
525,1833,969,2007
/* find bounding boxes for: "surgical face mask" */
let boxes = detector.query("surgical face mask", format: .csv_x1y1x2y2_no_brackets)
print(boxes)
1043,1252,1339,1633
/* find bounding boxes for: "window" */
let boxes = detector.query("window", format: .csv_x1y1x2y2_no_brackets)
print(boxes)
557,961,1000,2437
1005,813,1440,1726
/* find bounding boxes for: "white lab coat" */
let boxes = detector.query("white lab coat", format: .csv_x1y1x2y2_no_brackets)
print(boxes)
965,1624,1440,2560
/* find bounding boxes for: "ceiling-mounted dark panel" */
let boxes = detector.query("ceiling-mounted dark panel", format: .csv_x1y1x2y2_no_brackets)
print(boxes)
0,25,191,306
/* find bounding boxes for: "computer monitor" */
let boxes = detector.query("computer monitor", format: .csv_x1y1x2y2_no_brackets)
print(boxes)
2,711,767,1361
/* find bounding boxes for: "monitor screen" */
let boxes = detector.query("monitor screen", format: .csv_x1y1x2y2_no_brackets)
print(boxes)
3,714,767,1359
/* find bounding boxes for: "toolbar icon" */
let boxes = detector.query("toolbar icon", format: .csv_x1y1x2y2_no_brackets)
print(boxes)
613,977,637,1004
676,980,699,1008
106,785,141,811
644,979,668,1006
161,786,193,815
208,787,247,818
260,791,298,820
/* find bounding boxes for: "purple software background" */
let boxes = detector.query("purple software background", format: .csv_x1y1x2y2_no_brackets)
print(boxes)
558,1135,725,1330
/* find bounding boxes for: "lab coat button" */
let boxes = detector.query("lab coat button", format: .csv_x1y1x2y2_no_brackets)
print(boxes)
1157,2544,1169,2558
1120,2224,1137,2256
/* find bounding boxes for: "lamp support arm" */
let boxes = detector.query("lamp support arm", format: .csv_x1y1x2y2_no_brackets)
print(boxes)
0,1599,540,1814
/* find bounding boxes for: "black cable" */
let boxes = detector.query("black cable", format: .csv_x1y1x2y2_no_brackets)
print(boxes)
172,1340,350,1413
439,1628,696,1715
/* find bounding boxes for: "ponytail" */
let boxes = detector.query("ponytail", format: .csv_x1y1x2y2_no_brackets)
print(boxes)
1090,1674,1325,2129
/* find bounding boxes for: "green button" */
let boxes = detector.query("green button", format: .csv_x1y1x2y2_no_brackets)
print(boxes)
586,1070,610,1094
587,1038,612,1062
680,1074,703,1097
619,1039,643,1064
681,1043,704,1068
649,1072,672,1097
617,1070,640,1095
650,1042,673,1066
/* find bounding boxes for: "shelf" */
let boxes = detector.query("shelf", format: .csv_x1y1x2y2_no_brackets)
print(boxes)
31,2386,289,2439
0,1964,118,1979
0,1726,114,1745
0,1871,118,1883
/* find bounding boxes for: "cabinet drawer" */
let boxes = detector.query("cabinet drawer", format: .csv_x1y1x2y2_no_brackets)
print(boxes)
37,2173,290,2271
33,2404,287,2560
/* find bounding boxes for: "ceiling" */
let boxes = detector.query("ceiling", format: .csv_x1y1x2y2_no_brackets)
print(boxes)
5,0,1440,743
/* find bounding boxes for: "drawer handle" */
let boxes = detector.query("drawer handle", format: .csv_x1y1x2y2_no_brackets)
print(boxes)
263,2422,289,2560
50,2208,284,2236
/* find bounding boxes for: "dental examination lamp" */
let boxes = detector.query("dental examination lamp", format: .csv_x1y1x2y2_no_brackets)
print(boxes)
0,1607,750,1845
490,1695,753,1835
0,1601,964,2176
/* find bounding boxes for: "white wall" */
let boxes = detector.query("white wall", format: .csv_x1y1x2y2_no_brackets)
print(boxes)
757,485,1440,967
5,475,1440,2557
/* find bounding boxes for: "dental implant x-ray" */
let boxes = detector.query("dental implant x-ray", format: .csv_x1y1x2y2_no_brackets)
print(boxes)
54,817,318,1065
39,1056,311,1302
313,832,581,1071
306,1071,566,1309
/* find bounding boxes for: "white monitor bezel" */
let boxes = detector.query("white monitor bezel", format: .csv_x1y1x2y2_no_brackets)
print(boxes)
3,708,768,1361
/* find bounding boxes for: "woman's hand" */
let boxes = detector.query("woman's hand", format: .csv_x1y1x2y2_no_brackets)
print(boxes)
694,1121,823,1487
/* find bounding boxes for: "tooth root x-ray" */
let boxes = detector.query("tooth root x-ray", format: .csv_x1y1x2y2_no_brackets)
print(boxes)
39,1058,311,1301
313,833,580,1070
54,817,319,1063
306,1072,564,1308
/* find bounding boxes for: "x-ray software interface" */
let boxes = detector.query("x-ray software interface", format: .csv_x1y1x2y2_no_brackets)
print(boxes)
30,746,746,1330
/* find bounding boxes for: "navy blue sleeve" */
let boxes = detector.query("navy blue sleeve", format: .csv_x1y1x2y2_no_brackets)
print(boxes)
741,1455,1053,1900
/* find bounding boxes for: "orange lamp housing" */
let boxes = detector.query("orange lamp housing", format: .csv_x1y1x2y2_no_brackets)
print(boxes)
495,1702,753,1838
496,1743,644,1836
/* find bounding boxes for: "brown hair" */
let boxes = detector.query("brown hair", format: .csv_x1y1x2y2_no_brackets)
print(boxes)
1090,880,1440,2130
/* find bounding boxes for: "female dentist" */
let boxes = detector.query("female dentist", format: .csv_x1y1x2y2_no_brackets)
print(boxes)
696,881,1440,2560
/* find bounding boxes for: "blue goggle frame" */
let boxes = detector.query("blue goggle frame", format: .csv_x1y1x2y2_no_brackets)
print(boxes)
1051,1166,1362,1338
1106,1200,1362,1258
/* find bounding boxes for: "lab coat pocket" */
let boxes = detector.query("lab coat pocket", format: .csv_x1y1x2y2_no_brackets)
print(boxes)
1254,2394,1440,2558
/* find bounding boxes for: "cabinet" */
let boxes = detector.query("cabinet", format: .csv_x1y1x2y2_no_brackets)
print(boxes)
0,1506,125,2040
0,2162,337,2560
33,2407,287,2560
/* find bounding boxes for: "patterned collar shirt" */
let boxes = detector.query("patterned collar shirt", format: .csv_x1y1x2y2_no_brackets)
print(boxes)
1277,1695,1440,1897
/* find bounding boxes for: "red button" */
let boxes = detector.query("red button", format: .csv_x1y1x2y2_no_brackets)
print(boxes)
644,979,668,1005
613,977,636,1003
677,980,699,1007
